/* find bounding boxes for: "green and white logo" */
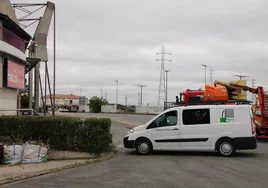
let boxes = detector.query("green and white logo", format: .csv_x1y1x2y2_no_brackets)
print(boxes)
220,109,234,123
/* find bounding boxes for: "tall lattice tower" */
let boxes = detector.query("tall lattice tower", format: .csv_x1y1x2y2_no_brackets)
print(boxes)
156,46,171,108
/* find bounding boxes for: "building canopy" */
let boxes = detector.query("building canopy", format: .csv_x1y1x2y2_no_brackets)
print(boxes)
0,13,31,47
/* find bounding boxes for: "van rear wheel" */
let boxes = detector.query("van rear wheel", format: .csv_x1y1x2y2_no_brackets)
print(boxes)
217,139,236,157
135,138,153,155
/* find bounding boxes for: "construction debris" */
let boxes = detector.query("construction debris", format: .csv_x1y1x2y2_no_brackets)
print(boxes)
3,142,48,165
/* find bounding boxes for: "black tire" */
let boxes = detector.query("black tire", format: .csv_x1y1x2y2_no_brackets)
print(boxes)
135,138,153,155
217,139,236,157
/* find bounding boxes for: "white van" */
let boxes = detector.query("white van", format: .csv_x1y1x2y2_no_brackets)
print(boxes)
123,104,257,157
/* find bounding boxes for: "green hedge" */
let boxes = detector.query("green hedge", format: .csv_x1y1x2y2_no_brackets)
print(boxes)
0,116,112,154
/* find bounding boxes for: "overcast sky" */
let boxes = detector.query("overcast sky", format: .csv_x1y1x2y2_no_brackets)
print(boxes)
12,0,268,106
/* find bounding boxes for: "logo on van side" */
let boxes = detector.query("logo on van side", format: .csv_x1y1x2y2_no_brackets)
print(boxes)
220,109,235,123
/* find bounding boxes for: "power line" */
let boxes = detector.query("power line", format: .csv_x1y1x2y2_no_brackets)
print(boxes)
156,45,171,108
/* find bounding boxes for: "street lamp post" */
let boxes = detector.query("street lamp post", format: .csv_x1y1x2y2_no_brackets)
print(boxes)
125,95,128,112
125,96,128,106
202,64,207,86
115,80,118,106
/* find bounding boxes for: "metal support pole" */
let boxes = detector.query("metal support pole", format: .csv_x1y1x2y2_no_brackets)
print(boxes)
125,96,128,106
125,96,128,112
205,66,206,85
141,86,143,106
45,62,53,112
52,7,56,116
28,69,33,110
210,67,212,84
165,71,167,103
31,40,39,113
115,80,118,106
39,73,45,113
202,64,207,86
28,50,33,114
34,62,40,112
137,85,147,106
44,61,47,115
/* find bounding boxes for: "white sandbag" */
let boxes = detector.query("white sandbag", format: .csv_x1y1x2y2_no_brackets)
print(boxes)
3,144,24,165
22,142,48,163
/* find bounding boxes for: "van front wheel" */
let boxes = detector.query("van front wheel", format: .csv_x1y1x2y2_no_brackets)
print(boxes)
217,139,236,157
135,138,153,155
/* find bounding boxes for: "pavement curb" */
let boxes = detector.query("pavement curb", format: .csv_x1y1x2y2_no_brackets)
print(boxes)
0,151,116,186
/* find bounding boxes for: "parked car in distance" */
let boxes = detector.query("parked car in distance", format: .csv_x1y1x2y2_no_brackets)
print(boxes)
58,108,69,112
123,104,257,157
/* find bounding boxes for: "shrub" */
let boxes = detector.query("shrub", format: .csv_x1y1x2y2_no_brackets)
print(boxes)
84,118,112,153
89,96,109,113
0,116,112,154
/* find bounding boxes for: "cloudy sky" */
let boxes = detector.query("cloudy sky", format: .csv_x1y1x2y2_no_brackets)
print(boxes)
12,0,268,106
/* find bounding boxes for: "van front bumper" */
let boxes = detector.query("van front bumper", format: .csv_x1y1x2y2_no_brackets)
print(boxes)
123,136,135,149
234,136,257,150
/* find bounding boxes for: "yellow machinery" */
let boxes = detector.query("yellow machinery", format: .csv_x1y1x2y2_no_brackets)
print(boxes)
214,80,247,100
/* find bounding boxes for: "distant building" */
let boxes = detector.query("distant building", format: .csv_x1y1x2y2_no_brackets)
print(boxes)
0,0,32,113
44,94,89,112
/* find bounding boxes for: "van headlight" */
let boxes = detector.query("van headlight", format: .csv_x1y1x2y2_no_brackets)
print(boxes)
128,129,134,134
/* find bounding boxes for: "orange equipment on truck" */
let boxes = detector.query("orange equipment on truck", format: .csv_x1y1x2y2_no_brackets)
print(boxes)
203,83,229,101
179,89,204,103
173,81,250,105
165,83,250,110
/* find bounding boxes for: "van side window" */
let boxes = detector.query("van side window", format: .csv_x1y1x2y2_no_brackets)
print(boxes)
183,109,210,125
165,111,177,126
147,110,177,129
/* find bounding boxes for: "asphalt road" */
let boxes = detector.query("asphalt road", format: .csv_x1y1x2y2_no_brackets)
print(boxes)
5,114,268,188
